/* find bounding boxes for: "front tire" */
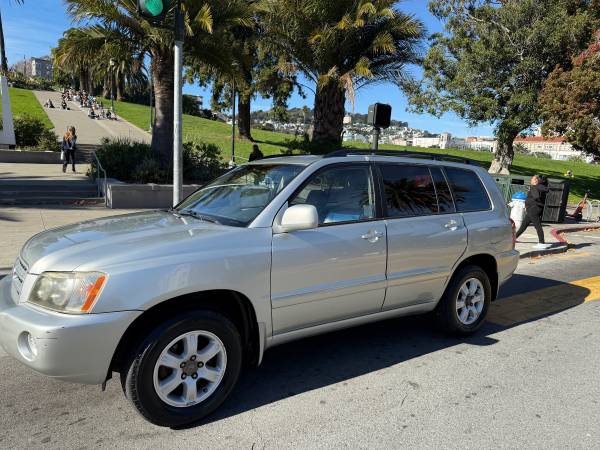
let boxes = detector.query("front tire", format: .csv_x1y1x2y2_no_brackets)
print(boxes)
435,265,492,335
121,310,242,427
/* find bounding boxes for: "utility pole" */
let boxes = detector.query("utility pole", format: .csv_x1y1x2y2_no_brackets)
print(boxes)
231,75,236,166
173,0,184,205
371,127,380,151
148,60,154,133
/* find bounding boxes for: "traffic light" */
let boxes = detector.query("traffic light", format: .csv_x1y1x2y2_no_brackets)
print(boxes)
137,0,169,24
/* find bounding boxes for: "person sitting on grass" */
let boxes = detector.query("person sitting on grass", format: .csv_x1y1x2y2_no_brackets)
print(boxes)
249,144,264,162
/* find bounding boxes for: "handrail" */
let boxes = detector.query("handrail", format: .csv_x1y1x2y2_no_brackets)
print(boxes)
91,151,108,206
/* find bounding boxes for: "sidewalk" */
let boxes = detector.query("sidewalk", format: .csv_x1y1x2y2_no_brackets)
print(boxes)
516,222,600,258
33,91,151,145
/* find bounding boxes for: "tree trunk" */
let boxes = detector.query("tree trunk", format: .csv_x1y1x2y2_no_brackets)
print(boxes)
79,70,86,92
237,95,253,141
151,49,175,168
311,79,345,151
102,77,110,98
116,74,124,101
489,122,520,175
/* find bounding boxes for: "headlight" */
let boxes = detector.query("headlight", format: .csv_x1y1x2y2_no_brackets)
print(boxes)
28,272,107,314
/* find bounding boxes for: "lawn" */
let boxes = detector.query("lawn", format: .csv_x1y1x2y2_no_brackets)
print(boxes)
108,97,599,203
0,87,53,129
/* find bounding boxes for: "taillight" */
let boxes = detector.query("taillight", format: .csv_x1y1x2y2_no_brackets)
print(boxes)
510,219,516,249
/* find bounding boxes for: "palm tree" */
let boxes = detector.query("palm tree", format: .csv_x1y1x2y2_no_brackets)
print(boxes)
53,28,102,93
66,0,254,166
185,0,258,140
65,0,216,166
0,0,24,73
260,0,425,148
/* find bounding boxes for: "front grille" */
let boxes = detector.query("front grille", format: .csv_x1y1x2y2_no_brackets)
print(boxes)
11,256,28,298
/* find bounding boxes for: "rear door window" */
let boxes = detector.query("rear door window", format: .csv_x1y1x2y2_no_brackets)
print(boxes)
444,167,491,212
379,165,438,217
430,167,456,213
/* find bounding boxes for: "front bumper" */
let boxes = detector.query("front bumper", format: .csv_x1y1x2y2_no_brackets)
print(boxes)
0,276,141,385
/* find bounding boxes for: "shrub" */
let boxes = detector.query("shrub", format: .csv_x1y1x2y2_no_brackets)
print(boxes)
183,141,227,183
13,114,47,147
95,137,155,182
96,137,227,184
36,129,61,152
132,157,167,184
533,152,552,159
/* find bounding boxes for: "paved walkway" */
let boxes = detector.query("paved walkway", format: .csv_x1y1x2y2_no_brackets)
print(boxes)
34,91,151,145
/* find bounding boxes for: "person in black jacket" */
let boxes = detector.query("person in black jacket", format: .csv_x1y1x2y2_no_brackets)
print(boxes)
515,175,550,248
248,144,264,162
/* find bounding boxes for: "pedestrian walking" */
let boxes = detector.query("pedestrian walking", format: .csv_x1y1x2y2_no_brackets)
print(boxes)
515,175,550,249
249,144,264,162
61,126,77,173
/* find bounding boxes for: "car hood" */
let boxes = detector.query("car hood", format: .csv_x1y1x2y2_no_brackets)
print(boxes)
21,210,238,273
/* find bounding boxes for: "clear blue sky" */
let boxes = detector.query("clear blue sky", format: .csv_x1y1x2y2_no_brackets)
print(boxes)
2,0,495,137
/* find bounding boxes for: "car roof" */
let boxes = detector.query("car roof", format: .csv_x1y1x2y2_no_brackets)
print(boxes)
248,153,483,172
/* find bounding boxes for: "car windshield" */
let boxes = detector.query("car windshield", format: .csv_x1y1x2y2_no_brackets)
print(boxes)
176,164,305,227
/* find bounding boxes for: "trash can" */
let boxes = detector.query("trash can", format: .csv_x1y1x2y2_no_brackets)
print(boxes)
509,191,527,229
542,180,571,223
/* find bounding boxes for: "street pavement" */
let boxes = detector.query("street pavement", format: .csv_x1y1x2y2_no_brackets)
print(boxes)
33,91,151,145
1,219,600,448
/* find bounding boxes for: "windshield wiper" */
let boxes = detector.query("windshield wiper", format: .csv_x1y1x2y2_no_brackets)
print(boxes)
176,210,221,225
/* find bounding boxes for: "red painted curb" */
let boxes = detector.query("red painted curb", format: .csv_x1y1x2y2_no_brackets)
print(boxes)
551,224,600,244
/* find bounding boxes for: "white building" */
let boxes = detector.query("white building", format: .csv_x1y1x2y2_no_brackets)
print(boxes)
465,137,498,152
513,136,585,161
413,133,467,150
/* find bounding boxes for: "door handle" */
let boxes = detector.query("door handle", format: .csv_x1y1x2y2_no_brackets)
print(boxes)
444,220,460,231
361,230,384,242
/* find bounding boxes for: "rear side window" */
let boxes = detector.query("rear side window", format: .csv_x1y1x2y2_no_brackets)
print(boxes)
430,168,456,213
444,167,491,212
379,165,438,217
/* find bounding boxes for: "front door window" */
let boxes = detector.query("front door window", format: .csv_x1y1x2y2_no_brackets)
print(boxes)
290,165,376,225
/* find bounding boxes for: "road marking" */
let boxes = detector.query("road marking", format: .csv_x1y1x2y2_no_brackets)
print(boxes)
490,275,600,327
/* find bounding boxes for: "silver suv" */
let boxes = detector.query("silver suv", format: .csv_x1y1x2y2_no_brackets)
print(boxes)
0,152,519,427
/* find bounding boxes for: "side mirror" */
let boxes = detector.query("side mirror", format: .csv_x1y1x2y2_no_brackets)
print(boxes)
277,204,319,233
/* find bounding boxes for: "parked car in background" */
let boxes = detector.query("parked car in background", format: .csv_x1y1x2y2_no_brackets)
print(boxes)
0,151,519,427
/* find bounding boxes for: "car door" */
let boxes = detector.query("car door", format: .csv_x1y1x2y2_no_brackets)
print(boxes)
271,163,387,335
379,164,468,310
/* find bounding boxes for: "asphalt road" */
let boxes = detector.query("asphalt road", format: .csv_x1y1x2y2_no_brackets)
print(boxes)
1,233,600,449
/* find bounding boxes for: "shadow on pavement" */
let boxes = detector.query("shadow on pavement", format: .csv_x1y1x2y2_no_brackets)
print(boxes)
176,273,591,429
0,212,20,222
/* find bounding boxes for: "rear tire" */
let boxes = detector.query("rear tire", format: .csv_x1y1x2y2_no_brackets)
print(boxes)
435,265,492,335
121,310,242,427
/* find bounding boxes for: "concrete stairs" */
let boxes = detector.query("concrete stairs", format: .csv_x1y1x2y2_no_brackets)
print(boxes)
0,178,101,205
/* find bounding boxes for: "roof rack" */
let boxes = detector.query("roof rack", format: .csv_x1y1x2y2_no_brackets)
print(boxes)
324,149,479,166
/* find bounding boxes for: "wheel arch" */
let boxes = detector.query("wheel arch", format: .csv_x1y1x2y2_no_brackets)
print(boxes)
453,254,499,301
109,290,261,377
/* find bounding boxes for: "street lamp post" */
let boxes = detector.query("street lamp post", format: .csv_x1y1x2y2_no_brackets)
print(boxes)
172,0,184,206
109,58,116,113
230,66,237,167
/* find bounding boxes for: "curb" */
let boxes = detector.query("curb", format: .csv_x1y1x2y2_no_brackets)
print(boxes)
551,224,600,244
518,224,600,259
